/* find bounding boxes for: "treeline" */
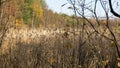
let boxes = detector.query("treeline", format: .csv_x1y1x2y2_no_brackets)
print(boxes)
0,0,84,29
0,0,46,28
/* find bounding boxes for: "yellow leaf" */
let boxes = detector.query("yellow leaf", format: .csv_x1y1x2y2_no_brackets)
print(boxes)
15,22,19,27
20,18,23,22
49,57,54,65
118,62,120,67
15,19,19,23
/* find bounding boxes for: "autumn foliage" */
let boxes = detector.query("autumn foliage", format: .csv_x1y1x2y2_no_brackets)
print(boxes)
1,0,120,68
1,0,44,28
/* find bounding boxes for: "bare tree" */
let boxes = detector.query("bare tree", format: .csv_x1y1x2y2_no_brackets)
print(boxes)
0,0,14,47
67,0,120,67
109,0,120,18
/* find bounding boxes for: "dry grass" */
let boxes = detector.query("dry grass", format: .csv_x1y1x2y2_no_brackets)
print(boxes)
0,26,119,68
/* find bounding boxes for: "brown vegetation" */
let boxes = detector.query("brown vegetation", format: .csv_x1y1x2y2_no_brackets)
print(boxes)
0,0,120,68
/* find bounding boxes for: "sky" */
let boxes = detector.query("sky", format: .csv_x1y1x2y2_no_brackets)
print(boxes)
45,0,120,17
45,0,73,15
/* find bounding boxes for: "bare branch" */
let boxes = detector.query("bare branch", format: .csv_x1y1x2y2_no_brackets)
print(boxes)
109,0,120,18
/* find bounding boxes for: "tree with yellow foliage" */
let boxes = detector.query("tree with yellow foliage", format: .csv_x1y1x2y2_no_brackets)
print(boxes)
23,0,44,27
31,0,43,19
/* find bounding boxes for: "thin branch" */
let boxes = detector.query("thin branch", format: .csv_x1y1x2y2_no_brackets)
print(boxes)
109,0,120,18
100,0,120,57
